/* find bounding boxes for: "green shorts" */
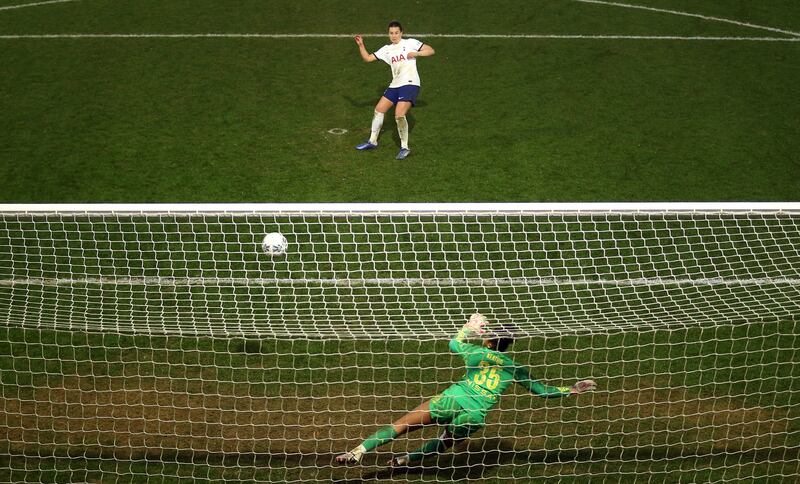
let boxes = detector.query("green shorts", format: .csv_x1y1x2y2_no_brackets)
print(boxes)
429,394,486,440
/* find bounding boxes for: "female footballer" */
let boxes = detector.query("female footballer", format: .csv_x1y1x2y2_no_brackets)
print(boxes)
354,21,435,160
335,313,597,468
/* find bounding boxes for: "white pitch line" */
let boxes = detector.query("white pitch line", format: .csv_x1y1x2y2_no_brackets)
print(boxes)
0,33,798,42
573,0,800,38
0,0,78,12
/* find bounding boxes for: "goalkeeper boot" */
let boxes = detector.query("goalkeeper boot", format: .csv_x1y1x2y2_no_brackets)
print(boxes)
356,141,378,150
395,148,411,160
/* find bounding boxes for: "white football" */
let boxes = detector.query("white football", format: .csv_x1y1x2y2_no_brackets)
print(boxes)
261,232,288,255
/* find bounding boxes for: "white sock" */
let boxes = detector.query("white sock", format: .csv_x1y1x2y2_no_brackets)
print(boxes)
369,111,384,144
396,116,409,150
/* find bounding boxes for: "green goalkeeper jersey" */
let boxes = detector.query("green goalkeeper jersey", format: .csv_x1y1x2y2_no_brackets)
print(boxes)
444,328,572,411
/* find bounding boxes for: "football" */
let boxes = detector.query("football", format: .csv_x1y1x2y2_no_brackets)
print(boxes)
261,232,288,255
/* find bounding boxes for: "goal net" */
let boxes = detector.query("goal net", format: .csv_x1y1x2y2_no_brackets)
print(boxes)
1,203,798,482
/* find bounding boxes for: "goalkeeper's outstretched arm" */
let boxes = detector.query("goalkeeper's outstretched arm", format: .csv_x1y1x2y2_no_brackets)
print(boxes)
514,364,597,398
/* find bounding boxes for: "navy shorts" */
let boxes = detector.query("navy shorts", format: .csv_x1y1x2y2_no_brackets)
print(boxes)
383,85,420,106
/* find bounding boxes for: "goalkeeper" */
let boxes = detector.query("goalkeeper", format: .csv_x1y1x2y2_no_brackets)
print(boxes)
335,313,597,468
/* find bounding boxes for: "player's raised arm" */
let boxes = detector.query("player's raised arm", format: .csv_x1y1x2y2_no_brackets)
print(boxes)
354,35,377,62
449,313,486,354
407,43,435,59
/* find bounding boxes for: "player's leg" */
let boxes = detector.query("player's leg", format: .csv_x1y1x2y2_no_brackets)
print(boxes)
389,398,436,433
395,101,412,150
389,429,453,468
370,97,394,143
393,88,416,159
392,409,485,467
357,96,394,150
335,399,435,464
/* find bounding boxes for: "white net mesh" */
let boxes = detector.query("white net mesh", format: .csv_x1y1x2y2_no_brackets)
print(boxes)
1,203,798,482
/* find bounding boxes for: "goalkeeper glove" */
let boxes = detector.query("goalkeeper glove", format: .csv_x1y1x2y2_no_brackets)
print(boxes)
463,313,487,335
571,379,597,395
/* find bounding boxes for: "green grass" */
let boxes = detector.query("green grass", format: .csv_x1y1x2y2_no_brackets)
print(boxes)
1,0,798,202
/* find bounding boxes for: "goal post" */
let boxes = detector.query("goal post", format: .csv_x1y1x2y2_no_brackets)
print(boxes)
1,203,798,482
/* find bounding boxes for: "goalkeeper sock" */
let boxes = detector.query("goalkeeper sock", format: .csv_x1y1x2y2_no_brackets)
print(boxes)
369,111,384,144
361,425,399,452
396,116,409,150
406,435,450,463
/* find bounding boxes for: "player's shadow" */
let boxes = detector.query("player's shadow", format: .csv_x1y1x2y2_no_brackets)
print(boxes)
360,438,519,481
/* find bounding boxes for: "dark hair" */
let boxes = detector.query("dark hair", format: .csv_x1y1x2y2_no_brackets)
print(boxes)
388,20,403,32
492,336,514,352
487,323,517,352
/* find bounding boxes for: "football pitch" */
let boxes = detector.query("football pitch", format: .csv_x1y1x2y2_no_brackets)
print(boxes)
1,0,798,203
1,1,800,483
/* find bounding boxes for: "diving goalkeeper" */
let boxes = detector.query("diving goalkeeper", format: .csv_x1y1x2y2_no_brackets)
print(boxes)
335,313,597,468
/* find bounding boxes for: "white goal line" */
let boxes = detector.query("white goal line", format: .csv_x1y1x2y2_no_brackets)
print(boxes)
0,33,798,42
1,276,798,288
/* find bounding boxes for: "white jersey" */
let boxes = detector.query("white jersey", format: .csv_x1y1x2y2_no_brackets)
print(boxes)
373,38,424,88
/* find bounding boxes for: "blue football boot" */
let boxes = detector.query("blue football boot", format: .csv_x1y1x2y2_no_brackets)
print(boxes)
355,141,378,150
